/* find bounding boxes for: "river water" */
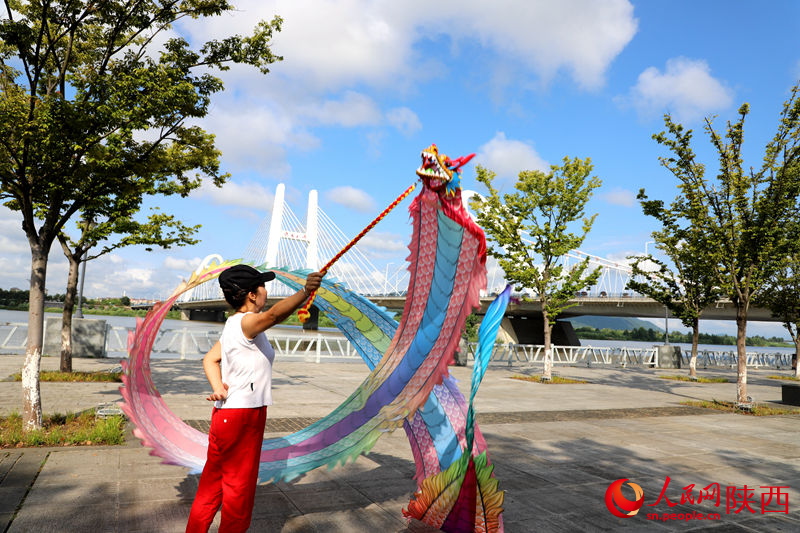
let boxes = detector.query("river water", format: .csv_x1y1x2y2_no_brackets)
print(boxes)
0,309,336,334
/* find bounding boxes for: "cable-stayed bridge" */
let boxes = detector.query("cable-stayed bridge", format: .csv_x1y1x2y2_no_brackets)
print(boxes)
181,185,638,300
176,185,778,341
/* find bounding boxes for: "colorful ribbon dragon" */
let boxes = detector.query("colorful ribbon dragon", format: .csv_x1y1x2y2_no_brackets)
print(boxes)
119,144,505,531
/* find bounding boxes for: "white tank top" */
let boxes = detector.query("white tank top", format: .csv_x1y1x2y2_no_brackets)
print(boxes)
215,312,275,409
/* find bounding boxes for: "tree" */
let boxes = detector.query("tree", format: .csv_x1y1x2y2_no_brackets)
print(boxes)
649,85,800,405
756,253,800,377
473,158,602,380
57,206,199,372
627,194,720,379
0,1,282,431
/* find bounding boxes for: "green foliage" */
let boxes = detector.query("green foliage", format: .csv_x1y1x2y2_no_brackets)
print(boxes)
681,399,800,416
0,287,65,307
757,253,800,347
510,374,587,384
280,311,336,329
574,325,790,347
11,371,122,383
0,4,282,299
646,84,800,401
462,312,480,343
0,410,126,447
767,375,800,381
659,375,730,383
472,158,603,327
650,90,800,308
1,3,282,416
628,189,720,332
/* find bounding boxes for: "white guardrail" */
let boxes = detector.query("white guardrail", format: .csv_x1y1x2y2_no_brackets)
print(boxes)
0,322,795,369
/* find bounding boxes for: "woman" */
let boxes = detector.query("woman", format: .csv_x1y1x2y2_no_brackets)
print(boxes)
186,265,323,533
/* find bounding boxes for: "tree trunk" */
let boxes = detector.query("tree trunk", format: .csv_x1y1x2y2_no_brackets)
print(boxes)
735,304,748,405
794,342,799,378
542,310,552,381
23,247,48,432
689,317,699,379
60,256,80,372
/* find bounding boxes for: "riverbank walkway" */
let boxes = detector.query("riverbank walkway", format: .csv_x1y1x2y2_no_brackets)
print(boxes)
1,354,799,532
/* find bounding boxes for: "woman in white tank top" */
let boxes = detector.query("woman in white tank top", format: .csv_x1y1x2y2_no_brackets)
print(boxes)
187,265,323,533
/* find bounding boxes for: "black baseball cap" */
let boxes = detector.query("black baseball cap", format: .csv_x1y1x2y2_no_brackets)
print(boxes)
219,265,276,291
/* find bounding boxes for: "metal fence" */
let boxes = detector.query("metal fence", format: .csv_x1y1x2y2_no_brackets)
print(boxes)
462,343,659,368
103,326,362,362
1,322,795,369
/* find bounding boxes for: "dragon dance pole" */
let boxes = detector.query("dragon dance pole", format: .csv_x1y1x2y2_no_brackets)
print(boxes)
297,182,417,323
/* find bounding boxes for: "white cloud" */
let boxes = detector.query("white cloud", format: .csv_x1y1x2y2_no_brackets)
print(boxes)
359,232,407,254
175,1,637,172
386,107,422,136
0,207,196,299
366,130,385,158
164,257,204,272
200,102,306,177
324,186,376,213
476,132,549,181
82,255,183,299
423,0,638,90
301,91,382,127
603,251,640,265
0,233,28,255
196,179,276,211
203,1,637,90
602,188,636,207
621,57,734,123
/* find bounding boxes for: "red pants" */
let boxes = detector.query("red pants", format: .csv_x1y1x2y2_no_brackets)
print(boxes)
186,406,267,533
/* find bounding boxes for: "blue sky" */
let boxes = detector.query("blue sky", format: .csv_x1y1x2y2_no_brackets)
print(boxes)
2,1,799,337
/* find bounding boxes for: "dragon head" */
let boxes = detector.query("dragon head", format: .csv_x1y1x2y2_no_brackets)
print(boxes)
416,144,475,196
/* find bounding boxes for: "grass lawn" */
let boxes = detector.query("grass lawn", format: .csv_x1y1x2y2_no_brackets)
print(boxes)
10,370,122,383
767,375,800,381
510,374,588,384
0,410,126,448
681,399,800,416
659,375,730,383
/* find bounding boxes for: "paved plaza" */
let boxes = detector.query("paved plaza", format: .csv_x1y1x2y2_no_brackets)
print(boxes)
1,353,799,532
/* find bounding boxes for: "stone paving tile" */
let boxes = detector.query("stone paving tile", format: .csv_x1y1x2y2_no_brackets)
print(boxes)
118,500,190,533
736,516,800,532
4,359,800,531
301,504,406,532
10,503,119,533
285,485,374,514
23,477,118,508
183,405,717,435
0,487,24,514
0,450,47,488
119,477,197,504
250,490,302,519
248,514,317,533
0,450,22,480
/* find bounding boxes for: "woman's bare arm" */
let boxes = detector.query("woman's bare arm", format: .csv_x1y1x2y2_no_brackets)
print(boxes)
203,341,228,401
241,272,323,338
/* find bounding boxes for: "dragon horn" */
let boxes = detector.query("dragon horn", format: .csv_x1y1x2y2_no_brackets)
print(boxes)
448,153,476,173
